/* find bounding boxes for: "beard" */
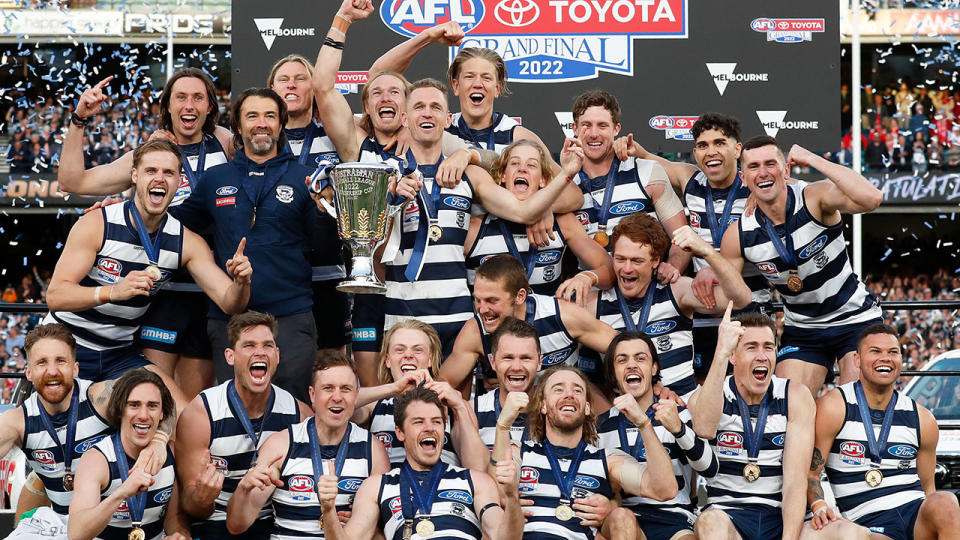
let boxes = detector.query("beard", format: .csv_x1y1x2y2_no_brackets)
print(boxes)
546,406,586,434
245,133,277,156
37,376,73,404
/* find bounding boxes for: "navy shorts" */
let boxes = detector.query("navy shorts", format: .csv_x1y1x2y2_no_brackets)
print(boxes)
778,317,884,369
76,345,150,382
312,279,351,349
138,289,211,359
192,517,272,540
634,507,695,540
711,504,783,540
351,293,385,353
856,498,923,540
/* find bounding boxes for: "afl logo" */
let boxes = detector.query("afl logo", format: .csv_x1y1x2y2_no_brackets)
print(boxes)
380,0,485,38
443,195,470,211
575,211,590,225
799,235,828,259
840,441,865,457
97,258,122,277
75,435,106,454
689,212,701,228
480,255,495,265
519,467,539,484
757,262,778,275
288,475,315,501
644,320,676,336
573,475,600,490
751,18,777,31
32,450,56,467
718,432,742,448
113,499,130,520
216,186,238,196
376,432,394,447
210,457,228,472
888,445,917,459
338,478,363,492
154,488,173,504
536,251,561,265
389,496,403,514
610,201,644,215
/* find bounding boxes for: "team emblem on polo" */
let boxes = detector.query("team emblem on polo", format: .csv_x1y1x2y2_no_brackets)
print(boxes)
276,185,294,203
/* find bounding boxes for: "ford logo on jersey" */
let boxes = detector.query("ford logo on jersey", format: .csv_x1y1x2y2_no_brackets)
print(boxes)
215,186,238,196
338,478,363,492
799,234,828,259
888,444,917,459
443,195,470,210
772,434,785,447
154,488,173,504
380,0,485,38
609,201,644,215
536,250,561,264
74,435,106,454
439,490,474,504
542,348,572,366
573,475,600,490
644,320,676,335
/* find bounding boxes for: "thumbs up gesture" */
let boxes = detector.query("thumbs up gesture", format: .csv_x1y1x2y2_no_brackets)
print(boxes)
317,459,339,512
226,237,252,285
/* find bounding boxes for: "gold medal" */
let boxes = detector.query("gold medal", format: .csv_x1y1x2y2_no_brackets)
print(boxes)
865,468,883,488
128,527,145,540
144,265,162,281
743,461,761,483
593,229,609,248
415,518,435,537
429,224,443,242
786,271,803,292
555,504,574,521
62,473,74,491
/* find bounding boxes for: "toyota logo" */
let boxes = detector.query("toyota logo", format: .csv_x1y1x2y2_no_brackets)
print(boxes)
495,0,539,27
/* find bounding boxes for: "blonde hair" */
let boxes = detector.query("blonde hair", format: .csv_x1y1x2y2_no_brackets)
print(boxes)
525,366,598,445
447,47,509,96
377,320,442,385
491,139,556,185
360,71,411,136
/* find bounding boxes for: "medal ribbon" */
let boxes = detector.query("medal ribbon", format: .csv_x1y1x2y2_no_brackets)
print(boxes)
128,201,165,265
578,158,619,232
112,432,147,526
289,121,319,166
307,418,352,503
853,381,899,467
36,382,79,476
704,175,742,248
405,156,444,283
615,282,657,333
180,135,208,189
457,113,497,151
543,440,587,503
754,188,798,273
496,219,538,278
616,400,657,461
399,460,446,520
731,378,772,461
225,380,275,466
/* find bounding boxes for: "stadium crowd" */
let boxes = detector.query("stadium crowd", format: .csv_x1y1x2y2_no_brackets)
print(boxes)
0,0,958,539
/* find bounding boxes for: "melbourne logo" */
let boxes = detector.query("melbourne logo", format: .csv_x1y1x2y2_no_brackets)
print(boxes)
253,18,316,51
750,17,824,43
756,110,819,138
555,111,575,138
705,63,769,96
381,0,686,82
649,115,698,140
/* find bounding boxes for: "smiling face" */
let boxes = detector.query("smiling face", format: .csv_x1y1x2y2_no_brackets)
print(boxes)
239,96,281,157
473,276,525,334
120,383,163,450
575,105,620,163
225,324,279,395
270,60,313,118
612,338,657,401
500,144,545,201
731,325,777,398
167,76,212,143
396,399,445,469
364,74,406,135
612,236,658,299
451,57,500,121
541,369,590,434
385,328,434,380
740,144,787,205
131,150,180,217
309,365,358,431
492,334,541,394
693,128,742,185
25,338,78,405
856,332,902,388
403,86,450,146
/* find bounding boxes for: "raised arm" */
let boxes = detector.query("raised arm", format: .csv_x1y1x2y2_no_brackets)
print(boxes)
614,134,699,192
781,379,816,540
787,144,883,216
688,302,741,439
671,226,752,314
183,232,250,315
473,466,524,540
173,396,220,519
656,403,718,477
312,0,374,162
68,450,152,540
369,20,464,75
645,166,691,276
610,393,677,501
554,212,615,304
58,76,138,196
808,389,845,530
557,300,618,356
437,320,485,391
427,380,488,471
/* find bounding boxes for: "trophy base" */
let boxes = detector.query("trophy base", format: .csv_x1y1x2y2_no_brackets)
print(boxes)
337,278,387,294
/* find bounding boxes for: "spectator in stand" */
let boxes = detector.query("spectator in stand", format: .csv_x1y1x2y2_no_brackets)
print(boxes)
890,134,912,172
943,138,960,168
4,326,24,353
916,86,934,120
0,344,7,365
841,83,853,133
1,286,16,303
7,139,33,173
928,135,944,168
895,82,915,123
865,137,889,170
912,139,928,176
910,103,932,144
864,92,890,128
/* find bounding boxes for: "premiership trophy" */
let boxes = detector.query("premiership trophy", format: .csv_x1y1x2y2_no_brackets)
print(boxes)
329,162,395,294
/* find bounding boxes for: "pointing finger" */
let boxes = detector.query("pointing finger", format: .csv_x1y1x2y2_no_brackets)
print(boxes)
94,75,115,91
235,237,247,258
722,300,734,323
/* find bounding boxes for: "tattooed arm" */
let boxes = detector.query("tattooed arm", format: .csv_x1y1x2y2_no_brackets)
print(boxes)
807,389,845,530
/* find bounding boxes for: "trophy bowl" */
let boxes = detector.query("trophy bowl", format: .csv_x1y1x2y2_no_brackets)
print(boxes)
329,162,396,294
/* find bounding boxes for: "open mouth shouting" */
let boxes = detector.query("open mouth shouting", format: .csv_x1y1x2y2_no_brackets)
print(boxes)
327,405,346,419
418,120,437,133
468,92,485,107
418,433,440,453
249,361,269,384
180,114,198,131
132,422,153,437
874,364,895,376
704,159,724,174
504,371,529,391
754,178,775,191
284,92,300,105
751,364,769,383
511,176,530,193
558,399,579,414
622,371,644,390
147,184,168,206
378,105,397,122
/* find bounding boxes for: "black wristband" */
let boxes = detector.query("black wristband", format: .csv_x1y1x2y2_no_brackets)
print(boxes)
323,37,345,50
70,112,89,127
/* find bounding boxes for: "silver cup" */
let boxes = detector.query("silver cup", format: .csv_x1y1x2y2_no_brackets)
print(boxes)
329,162,396,294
